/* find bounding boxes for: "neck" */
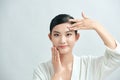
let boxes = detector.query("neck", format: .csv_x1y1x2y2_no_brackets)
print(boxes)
60,53,73,66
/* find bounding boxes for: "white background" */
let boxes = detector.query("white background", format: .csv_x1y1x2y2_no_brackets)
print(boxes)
0,0,120,80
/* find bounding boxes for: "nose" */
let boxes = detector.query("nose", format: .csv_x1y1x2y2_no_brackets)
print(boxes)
60,36,66,44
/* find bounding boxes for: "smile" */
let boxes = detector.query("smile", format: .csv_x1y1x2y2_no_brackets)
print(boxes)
58,45,68,49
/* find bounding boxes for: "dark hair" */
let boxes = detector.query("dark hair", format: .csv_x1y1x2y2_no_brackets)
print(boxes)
50,14,77,34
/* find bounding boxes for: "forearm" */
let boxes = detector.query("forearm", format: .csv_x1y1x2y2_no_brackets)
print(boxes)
52,71,69,80
52,76,62,80
52,73,64,80
94,25,117,49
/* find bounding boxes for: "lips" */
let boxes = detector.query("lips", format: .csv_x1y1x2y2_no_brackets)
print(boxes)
58,45,67,49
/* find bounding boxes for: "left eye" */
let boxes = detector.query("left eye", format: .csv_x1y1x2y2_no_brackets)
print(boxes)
66,33,72,37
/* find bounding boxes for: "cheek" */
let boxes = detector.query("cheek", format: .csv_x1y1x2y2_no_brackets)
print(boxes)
68,38,76,45
51,39,58,46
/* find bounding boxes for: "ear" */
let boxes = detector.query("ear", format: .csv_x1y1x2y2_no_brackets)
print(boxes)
75,33,80,41
48,33,52,40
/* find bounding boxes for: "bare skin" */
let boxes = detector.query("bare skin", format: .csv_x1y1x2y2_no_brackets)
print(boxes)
50,12,117,80
51,47,73,80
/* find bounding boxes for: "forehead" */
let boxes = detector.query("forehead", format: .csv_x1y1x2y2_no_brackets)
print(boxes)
52,23,72,32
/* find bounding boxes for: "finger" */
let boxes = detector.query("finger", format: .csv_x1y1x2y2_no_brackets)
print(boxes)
69,23,83,30
52,47,57,62
82,11,88,19
69,19,81,23
78,26,88,30
69,27,79,31
51,47,55,61
71,22,82,27
70,24,88,30
72,27,87,30
53,47,57,62
54,47,60,63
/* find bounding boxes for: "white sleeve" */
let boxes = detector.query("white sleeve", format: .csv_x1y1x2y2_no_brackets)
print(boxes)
101,40,120,78
81,41,120,80
105,40,120,54
32,64,47,80
104,40,120,68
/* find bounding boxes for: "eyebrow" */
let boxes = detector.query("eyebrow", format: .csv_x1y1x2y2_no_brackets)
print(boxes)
53,31,60,34
53,30,73,34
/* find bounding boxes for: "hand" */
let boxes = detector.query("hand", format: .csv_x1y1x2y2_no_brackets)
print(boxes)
51,47,66,80
68,12,116,49
69,12,101,30
51,47,73,80
51,47,64,74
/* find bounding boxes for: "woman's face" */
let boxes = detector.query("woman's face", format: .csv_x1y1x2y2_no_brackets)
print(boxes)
49,23,79,54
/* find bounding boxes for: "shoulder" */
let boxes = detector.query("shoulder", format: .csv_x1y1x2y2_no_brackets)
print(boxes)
36,60,53,72
39,60,52,67
74,55,101,61
74,55,103,64
33,60,53,80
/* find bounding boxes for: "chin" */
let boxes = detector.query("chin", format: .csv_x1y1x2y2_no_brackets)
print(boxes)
58,49,70,54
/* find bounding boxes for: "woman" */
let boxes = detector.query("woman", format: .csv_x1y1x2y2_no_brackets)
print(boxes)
33,12,120,80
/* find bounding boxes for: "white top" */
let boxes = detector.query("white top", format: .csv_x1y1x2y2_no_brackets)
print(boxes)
33,41,120,80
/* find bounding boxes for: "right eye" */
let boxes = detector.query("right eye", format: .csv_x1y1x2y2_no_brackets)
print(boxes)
53,34,59,37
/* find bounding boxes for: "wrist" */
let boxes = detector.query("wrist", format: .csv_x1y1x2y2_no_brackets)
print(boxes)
93,24,103,31
91,20,103,31
52,73,63,80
